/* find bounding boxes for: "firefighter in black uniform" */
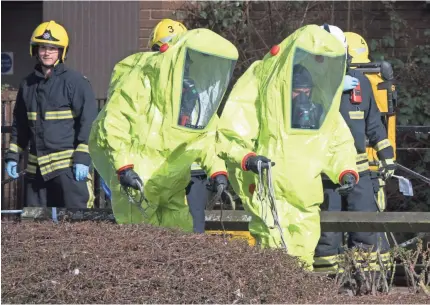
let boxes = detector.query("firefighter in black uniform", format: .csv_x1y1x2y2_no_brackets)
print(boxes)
4,21,97,208
314,26,395,273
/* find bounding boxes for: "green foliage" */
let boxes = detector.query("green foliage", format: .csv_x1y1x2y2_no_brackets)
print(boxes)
369,3,430,211
370,2,430,125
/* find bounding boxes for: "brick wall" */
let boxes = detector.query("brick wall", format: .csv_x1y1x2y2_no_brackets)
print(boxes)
309,1,429,57
138,1,429,57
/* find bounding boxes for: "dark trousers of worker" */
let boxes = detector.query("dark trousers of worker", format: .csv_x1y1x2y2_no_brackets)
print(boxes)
314,173,390,272
186,174,209,234
25,167,92,209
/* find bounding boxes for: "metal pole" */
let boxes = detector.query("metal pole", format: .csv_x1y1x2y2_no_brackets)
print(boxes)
1,210,23,214
396,163,430,185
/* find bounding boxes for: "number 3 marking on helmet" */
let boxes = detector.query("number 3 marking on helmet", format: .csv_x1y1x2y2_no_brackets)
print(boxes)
168,26,174,33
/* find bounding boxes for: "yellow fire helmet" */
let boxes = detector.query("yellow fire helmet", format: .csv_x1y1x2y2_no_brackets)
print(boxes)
30,20,69,62
345,32,370,63
149,19,187,51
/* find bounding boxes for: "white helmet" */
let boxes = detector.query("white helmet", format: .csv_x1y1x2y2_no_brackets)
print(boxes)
320,24,347,50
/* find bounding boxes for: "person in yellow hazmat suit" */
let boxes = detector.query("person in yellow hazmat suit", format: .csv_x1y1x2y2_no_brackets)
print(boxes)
88,27,241,231
216,24,359,268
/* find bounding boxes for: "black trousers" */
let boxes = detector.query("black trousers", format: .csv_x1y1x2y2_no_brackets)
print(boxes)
315,174,390,258
186,174,209,234
25,167,94,209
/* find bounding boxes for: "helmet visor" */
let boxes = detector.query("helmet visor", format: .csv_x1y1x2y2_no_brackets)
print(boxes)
177,48,236,129
290,47,345,130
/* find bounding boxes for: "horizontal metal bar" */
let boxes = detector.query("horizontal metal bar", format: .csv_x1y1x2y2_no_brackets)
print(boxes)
320,212,430,232
1,210,23,214
206,211,430,232
19,208,430,232
396,126,430,133
397,148,429,151
205,210,252,222
21,207,115,222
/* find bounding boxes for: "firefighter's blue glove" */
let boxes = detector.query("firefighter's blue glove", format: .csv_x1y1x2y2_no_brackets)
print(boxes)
73,164,89,181
343,75,359,91
6,161,19,179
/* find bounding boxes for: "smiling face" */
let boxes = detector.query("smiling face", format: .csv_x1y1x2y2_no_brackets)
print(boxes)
37,45,60,66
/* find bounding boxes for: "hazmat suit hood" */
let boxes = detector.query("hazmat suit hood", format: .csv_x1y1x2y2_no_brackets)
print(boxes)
217,24,349,164
107,29,238,132
157,30,238,131
89,29,238,226
257,24,346,136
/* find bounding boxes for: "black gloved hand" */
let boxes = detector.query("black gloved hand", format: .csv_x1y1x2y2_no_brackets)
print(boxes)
208,174,228,193
337,173,357,196
245,155,276,174
118,168,143,190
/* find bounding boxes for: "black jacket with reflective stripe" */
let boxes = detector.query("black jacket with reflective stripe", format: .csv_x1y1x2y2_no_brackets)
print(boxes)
339,69,394,174
5,63,97,181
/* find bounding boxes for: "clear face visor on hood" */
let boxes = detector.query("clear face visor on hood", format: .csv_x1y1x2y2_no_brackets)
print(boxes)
290,48,345,130
178,49,236,129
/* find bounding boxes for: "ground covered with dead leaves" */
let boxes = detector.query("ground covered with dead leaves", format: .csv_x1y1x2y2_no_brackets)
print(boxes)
1,222,429,304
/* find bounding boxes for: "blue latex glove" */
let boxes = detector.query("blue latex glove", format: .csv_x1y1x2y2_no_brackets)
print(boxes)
6,161,19,179
343,75,359,91
73,164,89,182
